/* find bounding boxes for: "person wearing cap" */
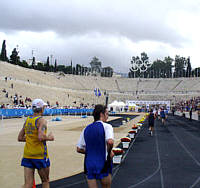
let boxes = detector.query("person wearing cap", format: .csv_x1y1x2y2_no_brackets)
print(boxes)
18,99,54,188
77,104,114,188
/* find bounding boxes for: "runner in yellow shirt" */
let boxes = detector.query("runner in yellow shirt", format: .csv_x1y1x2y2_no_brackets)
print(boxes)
18,99,54,188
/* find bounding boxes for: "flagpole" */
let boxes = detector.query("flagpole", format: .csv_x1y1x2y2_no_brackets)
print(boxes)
96,92,97,105
96,88,99,104
96,88,97,105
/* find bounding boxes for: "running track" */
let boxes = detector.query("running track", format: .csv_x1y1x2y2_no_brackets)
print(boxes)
37,115,200,188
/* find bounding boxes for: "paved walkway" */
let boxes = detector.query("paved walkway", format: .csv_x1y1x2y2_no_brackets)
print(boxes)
37,115,200,188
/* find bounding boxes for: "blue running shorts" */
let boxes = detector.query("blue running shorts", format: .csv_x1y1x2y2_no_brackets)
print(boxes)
87,171,110,180
21,158,50,169
86,162,112,180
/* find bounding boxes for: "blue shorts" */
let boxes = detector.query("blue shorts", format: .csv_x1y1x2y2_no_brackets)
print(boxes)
86,163,112,180
21,158,50,169
87,171,110,180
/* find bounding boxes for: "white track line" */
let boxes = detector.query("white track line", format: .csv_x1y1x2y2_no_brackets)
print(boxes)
128,123,164,188
167,120,200,188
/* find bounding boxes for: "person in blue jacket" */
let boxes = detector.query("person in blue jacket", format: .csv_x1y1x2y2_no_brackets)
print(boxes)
77,104,114,188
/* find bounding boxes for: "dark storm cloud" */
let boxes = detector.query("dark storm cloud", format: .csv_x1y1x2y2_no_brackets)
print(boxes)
1,0,198,72
0,0,185,47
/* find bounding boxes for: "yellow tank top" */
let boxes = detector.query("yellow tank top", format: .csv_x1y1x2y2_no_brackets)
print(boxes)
23,116,49,159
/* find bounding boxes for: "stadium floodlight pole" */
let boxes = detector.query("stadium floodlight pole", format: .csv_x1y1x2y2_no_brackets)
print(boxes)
32,50,34,60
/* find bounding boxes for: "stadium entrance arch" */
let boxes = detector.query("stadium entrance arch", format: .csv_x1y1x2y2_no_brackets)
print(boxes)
126,100,170,112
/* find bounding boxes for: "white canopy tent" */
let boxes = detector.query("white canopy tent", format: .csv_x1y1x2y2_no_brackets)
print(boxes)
108,101,126,112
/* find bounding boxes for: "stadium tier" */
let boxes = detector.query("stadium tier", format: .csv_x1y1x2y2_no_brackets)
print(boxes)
0,60,200,107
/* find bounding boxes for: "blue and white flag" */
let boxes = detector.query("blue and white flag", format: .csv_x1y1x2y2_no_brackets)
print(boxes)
98,88,101,97
94,88,101,97
94,88,98,96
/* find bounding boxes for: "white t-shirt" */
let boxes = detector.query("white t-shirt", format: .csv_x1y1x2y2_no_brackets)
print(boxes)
77,120,114,157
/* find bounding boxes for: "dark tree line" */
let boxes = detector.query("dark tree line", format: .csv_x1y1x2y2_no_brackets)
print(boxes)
1,40,199,78
129,52,200,78
0,40,112,77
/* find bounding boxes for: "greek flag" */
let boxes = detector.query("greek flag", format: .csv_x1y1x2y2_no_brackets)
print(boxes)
94,88,101,97
98,88,101,97
94,88,98,96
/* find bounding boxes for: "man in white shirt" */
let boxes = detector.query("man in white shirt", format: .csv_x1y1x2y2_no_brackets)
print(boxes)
77,104,114,188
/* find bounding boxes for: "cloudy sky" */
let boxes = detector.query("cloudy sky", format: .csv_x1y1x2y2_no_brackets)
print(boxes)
0,0,200,72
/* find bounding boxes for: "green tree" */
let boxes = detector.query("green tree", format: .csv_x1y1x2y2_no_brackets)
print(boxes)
54,59,57,72
90,57,102,66
75,64,82,75
31,57,36,69
21,60,29,68
174,55,187,77
10,48,20,65
103,67,113,77
192,67,200,77
150,59,165,78
44,56,50,71
163,56,174,78
70,60,73,74
72,67,76,74
57,65,66,73
36,62,45,71
150,57,173,78
49,65,54,72
0,40,8,62
90,57,102,75
186,57,192,77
